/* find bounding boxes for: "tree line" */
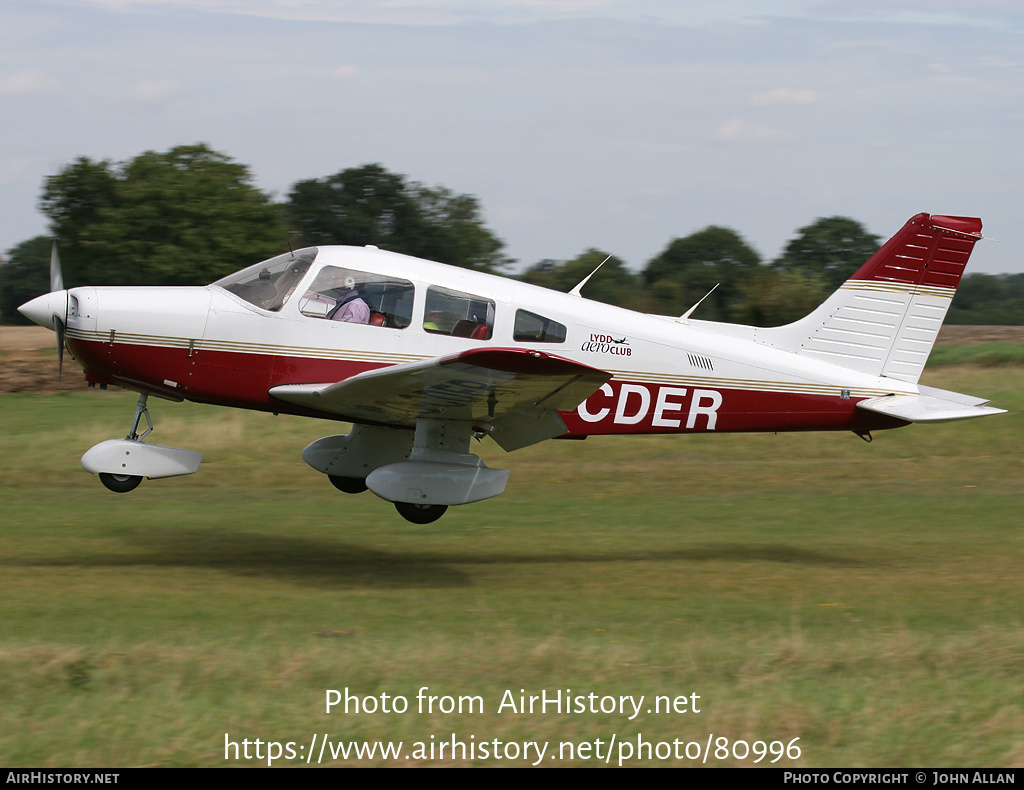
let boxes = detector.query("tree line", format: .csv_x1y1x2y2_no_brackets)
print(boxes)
1,143,1019,325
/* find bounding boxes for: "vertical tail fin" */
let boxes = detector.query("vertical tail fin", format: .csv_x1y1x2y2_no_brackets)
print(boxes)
760,213,983,383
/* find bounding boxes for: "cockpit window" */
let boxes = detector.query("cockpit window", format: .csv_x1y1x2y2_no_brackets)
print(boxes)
514,310,566,343
423,286,494,340
300,266,414,328
213,248,317,312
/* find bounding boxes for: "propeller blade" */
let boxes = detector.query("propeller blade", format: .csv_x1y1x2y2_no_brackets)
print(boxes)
48,243,69,379
54,313,66,380
50,243,64,292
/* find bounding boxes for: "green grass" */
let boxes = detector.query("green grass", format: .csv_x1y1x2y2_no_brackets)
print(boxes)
0,368,1021,766
928,341,1024,368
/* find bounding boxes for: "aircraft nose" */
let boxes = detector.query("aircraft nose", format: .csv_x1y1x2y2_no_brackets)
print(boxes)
18,291,68,330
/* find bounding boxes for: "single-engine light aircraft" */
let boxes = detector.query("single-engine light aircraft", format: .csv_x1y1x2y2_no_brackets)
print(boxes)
19,213,1004,523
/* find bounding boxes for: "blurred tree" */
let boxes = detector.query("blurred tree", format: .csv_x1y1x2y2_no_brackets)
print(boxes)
771,216,880,288
731,269,831,327
0,236,52,325
287,164,408,249
947,273,1024,325
520,249,637,307
642,226,761,320
412,185,510,272
286,161,509,272
40,144,288,286
286,164,510,273
39,158,118,260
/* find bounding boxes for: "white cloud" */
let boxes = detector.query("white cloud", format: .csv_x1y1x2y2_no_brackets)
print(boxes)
0,70,59,96
495,204,542,224
715,117,795,143
0,156,38,185
810,0,1024,27
46,0,1024,27
927,62,977,85
979,55,1023,68
44,0,826,26
122,79,184,105
332,65,358,81
66,0,476,24
749,87,818,107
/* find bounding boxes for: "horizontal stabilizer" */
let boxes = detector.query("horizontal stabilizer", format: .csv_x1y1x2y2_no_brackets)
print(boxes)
856,385,1005,423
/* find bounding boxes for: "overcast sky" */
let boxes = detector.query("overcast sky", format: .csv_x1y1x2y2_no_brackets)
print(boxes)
2,0,1022,276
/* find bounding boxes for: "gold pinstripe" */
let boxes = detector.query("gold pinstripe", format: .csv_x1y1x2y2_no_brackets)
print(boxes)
839,281,956,300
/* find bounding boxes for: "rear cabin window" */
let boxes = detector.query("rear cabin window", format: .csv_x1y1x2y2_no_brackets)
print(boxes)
423,286,494,340
514,310,567,343
299,265,414,328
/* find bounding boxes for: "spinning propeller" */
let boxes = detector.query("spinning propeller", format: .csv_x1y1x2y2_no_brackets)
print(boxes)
16,243,70,379
50,244,68,379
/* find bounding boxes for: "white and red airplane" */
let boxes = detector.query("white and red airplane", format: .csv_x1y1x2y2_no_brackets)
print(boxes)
19,212,1004,523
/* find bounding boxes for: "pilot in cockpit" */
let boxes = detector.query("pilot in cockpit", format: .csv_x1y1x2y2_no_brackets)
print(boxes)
327,276,370,324
302,270,371,324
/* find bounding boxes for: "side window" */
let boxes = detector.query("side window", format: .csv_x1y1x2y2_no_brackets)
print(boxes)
423,286,494,340
514,310,567,343
300,266,414,328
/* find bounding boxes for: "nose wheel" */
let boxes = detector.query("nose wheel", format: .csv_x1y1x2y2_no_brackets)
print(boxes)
93,394,153,493
394,502,448,524
82,392,203,491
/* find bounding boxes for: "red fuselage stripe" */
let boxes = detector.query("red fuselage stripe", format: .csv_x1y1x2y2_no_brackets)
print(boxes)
68,338,904,434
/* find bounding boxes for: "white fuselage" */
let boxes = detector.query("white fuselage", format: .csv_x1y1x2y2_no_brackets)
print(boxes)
51,245,913,437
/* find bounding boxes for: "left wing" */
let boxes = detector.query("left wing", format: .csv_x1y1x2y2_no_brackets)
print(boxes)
269,347,611,451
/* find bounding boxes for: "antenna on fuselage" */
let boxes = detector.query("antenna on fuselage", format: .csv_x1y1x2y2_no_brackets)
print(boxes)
676,283,719,324
568,255,612,298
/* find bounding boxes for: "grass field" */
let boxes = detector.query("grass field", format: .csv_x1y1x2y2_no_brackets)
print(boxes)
0,361,1021,767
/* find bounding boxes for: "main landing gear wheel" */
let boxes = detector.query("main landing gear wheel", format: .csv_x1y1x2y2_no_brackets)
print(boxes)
394,502,448,524
98,472,143,493
328,475,368,494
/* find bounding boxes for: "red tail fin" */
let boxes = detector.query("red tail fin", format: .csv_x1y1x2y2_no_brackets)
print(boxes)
849,213,982,291
760,214,983,384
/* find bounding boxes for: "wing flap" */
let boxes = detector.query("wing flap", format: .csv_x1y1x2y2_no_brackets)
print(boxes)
856,385,1005,423
269,347,611,450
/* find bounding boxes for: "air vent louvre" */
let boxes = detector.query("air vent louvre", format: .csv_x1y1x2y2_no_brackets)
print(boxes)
687,353,714,371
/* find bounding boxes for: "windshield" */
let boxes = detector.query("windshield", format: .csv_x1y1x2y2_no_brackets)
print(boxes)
213,248,318,311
